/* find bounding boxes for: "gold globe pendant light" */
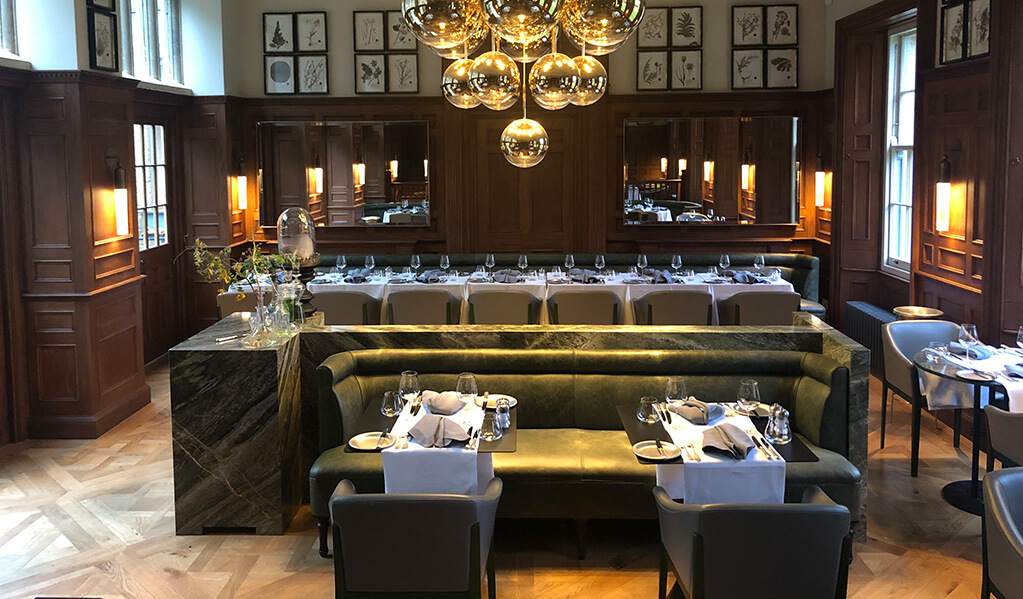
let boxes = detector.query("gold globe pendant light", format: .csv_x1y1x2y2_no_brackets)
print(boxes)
571,53,607,106
402,0,486,50
429,10,489,58
468,49,521,107
528,46,581,110
502,63,549,167
561,0,645,55
483,0,564,45
501,34,552,63
442,58,483,109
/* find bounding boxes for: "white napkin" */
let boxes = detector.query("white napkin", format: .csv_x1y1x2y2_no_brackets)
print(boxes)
407,413,471,448
422,390,465,415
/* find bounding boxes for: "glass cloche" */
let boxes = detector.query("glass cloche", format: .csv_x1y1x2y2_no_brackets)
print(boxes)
276,208,317,261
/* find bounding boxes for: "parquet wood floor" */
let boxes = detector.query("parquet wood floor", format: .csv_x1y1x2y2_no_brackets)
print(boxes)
0,361,986,598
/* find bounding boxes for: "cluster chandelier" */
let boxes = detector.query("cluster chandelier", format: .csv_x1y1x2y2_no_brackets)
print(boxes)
402,0,646,168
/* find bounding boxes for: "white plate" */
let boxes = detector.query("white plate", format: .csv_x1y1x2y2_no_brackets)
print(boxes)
956,369,996,381
474,394,518,409
348,432,396,451
632,440,682,461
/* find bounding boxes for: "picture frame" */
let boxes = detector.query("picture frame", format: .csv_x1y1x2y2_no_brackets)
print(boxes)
940,1,966,64
765,5,798,46
732,6,764,47
296,12,328,53
388,54,419,93
87,8,119,72
355,54,387,94
354,11,386,52
637,7,669,48
387,10,418,51
87,0,115,10
265,55,296,95
670,7,702,48
967,0,990,58
636,50,669,91
297,55,329,94
670,50,702,90
766,48,798,88
732,49,764,89
264,13,294,53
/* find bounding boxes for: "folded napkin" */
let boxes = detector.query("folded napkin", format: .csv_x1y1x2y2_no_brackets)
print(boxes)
344,268,372,283
702,422,756,460
722,269,737,277
568,268,599,284
416,269,445,284
407,414,471,448
732,271,770,284
422,390,465,415
643,269,676,284
1005,363,1023,378
949,342,995,360
668,399,725,425
492,269,521,284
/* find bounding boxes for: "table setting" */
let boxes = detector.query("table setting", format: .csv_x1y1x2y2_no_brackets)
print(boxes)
918,325,1023,412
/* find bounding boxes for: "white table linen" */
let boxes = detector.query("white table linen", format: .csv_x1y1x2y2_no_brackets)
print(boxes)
919,349,1023,412
655,412,785,504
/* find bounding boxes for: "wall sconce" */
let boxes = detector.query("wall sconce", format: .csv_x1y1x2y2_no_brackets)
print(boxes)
236,155,248,210
935,154,952,233
358,163,367,187
741,146,753,191
678,158,687,177
815,152,826,208
660,157,668,178
424,159,429,179
312,152,324,195
105,149,130,237
390,158,399,182
703,151,714,183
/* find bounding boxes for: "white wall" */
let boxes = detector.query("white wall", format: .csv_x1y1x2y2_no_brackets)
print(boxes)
13,0,83,70
181,0,226,95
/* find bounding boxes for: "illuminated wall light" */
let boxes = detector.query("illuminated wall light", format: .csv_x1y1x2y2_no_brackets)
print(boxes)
424,159,429,179
113,164,130,237
741,146,753,191
660,157,668,178
703,158,714,182
236,157,248,210
814,152,826,208
936,155,952,233
390,159,399,181
358,163,367,187
678,158,687,177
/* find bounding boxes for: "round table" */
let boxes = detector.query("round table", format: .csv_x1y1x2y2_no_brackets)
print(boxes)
913,351,1008,515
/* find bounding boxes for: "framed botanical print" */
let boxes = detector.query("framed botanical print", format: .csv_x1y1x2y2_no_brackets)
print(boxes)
732,49,764,89
671,7,702,48
940,2,966,64
265,55,296,94
968,0,990,58
354,11,386,52
264,13,295,53
732,6,764,47
637,7,669,48
670,50,702,90
636,50,669,91
766,48,798,88
388,54,419,93
765,5,798,46
387,11,418,50
296,12,327,52
87,8,118,72
297,55,329,94
355,54,386,94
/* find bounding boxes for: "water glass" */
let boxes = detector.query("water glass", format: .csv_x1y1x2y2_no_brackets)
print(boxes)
480,412,503,442
637,396,661,424
518,254,528,270
708,265,719,276
565,254,575,269
637,254,648,270
719,254,731,271
552,265,564,277
496,397,511,430
399,370,420,404
665,376,687,408
682,268,695,279
335,255,347,274
737,379,761,416
671,254,683,273
769,267,782,281
753,255,765,271
456,372,478,403
595,254,606,272
439,254,451,271
485,253,496,273
365,255,376,270
381,391,403,417
707,208,715,219
410,254,421,273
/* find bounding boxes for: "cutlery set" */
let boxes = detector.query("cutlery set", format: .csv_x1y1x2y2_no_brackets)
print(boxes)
650,401,779,462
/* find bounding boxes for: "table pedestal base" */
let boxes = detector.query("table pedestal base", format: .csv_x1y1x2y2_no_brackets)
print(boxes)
941,480,984,516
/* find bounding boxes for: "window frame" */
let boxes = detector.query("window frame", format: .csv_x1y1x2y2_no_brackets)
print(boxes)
881,24,917,279
123,0,182,85
0,0,17,56
134,123,170,252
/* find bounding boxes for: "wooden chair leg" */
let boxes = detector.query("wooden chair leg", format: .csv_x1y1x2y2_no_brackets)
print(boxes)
953,409,962,449
880,383,889,449
911,399,922,477
317,517,330,558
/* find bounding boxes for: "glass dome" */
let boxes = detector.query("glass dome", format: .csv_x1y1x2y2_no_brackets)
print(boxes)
276,207,316,259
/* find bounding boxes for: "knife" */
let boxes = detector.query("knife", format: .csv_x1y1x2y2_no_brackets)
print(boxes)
215,333,245,344
660,403,673,424
410,396,422,416
374,423,394,450
654,439,667,458
464,427,475,447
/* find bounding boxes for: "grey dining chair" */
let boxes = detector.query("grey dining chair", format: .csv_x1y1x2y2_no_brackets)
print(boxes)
316,291,382,325
880,320,961,477
329,478,503,599
216,290,265,318
654,485,852,599
716,291,801,325
548,290,620,325
985,405,1023,468
387,289,461,325
633,290,714,325
467,290,542,325
982,468,1023,599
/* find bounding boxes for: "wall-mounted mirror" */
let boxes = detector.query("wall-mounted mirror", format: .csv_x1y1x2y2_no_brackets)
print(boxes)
258,120,430,228
623,117,800,225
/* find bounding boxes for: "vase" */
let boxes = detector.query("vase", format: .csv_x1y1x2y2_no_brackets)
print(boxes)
242,286,292,348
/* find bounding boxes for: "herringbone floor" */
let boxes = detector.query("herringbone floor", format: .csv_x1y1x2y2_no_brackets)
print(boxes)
0,361,985,599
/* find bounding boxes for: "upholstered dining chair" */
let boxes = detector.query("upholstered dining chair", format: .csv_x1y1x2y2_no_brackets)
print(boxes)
716,291,801,325
653,485,851,599
216,290,264,318
316,291,382,325
548,290,620,325
387,290,461,325
982,468,1023,599
467,290,542,325
633,290,714,325
880,320,961,477
329,478,503,599
985,405,1023,468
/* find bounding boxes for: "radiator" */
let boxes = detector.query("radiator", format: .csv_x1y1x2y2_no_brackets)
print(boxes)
843,301,896,376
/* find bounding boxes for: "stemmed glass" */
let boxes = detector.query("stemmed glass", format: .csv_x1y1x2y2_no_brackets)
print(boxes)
665,376,687,409
485,253,496,276
518,254,528,271
719,254,731,271
959,324,981,359
1017,326,1023,350
753,255,765,272
565,254,575,270
637,254,648,270
335,255,347,275
410,254,421,276
365,255,376,270
707,208,714,219
671,255,683,276
737,379,761,416
399,370,420,405
456,372,478,404
439,254,451,272
594,254,606,275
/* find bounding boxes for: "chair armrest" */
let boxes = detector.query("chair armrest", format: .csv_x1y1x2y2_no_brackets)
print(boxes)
317,352,366,452
653,486,700,592
475,478,504,568
801,485,837,506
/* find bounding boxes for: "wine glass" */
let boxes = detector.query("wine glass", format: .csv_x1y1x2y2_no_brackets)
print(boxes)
439,254,450,272
595,254,606,273
485,253,496,275
399,370,420,404
665,376,687,409
456,372,478,403
365,255,376,270
671,254,683,275
753,255,765,272
737,379,761,416
410,254,421,275
517,254,528,271
1017,326,1023,350
637,254,648,270
959,324,981,358
565,254,575,269
335,255,347,275
719,254,731,271
707,208,714,219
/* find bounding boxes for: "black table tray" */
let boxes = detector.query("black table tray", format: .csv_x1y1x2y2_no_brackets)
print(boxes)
345,397,517,453
616,404,819,465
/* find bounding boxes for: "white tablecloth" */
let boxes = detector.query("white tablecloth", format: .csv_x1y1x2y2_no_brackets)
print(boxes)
655,412,785,504
382,398,494,495
919,349,1023,412
308,275,467,324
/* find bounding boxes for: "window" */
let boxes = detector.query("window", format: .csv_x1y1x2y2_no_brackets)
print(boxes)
135,124,169,251
126,0,181,84
882,26,916,276
0,0,16,55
